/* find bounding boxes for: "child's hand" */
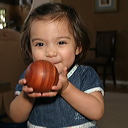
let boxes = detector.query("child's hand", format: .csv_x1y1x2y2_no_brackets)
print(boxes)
19,78,47,98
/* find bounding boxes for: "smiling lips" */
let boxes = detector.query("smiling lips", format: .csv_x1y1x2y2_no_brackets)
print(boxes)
47,59,61,65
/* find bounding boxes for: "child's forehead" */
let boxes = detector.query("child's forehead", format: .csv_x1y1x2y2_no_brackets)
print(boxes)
31,17,73,32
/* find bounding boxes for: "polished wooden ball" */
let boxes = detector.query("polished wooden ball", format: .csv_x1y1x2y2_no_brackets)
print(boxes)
25,60,59,92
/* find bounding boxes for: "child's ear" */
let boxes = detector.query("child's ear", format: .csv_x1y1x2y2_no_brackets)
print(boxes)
75,46,82,55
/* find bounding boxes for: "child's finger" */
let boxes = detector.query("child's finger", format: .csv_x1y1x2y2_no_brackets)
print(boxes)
22,85,33,93
19,78,27,85
41,91,58,97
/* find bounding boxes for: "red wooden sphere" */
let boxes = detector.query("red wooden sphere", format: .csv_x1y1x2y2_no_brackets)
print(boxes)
25,60,59,92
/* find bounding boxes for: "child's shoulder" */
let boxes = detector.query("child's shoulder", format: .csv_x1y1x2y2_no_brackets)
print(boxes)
69,65,104,93
77,65,97,75
69,64,99,81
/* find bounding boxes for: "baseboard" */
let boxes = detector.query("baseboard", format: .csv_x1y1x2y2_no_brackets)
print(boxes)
105,80,128,86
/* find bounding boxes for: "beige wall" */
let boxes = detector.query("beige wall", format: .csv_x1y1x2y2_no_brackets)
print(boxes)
62,0,128,82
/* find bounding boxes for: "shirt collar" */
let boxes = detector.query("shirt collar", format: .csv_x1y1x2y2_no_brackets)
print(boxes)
67,65,78,78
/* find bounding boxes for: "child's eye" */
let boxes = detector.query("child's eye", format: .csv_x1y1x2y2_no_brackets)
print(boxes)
35,43,44,47
58,41,67,45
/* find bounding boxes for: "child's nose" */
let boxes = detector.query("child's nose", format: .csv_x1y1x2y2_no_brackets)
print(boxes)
46,47,57,57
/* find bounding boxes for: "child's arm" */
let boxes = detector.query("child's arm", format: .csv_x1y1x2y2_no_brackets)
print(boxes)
9,78,38,123
59,68,104,120
9,90,35,123
60,83,104,120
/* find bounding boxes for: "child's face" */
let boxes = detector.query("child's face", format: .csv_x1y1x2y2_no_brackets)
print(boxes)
30,19,81,74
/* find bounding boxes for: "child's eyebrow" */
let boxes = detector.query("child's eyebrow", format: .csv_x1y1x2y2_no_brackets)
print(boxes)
31,38,44,42
56,36,71,40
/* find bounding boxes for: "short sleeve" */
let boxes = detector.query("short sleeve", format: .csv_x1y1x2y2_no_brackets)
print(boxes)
68,65,104,96
81,66,104,95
